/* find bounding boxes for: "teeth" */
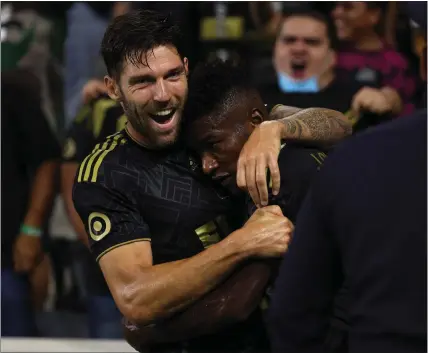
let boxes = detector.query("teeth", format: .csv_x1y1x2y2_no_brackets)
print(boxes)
153,109,173,117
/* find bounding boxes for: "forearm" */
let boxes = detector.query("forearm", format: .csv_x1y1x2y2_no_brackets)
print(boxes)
271,106,352,147
23,161,58,228
61,164,89,245
120,234,249,326
126,260,272,346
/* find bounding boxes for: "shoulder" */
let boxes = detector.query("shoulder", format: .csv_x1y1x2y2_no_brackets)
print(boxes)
75,131,133,187
277,145,327,177
381,47,410,70
313,110,426,190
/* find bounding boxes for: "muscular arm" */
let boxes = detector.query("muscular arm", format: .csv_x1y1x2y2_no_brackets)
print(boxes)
101,233,251,327
270,106,352,147
124,260,274,349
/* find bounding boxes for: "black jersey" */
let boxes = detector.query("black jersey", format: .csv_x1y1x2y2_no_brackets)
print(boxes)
63,97,127,296
63,97,127,163
72,129,274,352
72,130,239,264
247,144,327,222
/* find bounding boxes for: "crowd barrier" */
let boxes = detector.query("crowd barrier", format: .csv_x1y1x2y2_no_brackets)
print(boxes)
1,338,137,352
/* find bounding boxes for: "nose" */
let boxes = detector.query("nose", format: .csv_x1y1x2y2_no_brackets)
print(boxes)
153,79,172,103
290,39,307,54
202,153,218,176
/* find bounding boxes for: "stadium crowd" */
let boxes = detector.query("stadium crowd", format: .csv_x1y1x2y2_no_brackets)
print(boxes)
1,1,426,353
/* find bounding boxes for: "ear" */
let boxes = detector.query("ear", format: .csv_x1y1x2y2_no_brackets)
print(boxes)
183,57,189,76
250,108,264,127
104,75,121,101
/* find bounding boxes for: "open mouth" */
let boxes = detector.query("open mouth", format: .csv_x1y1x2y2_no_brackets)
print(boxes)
148,108,176,125
291,61,307,79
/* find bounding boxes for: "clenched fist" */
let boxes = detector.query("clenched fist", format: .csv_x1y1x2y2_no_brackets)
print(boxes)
233,205,294,258
352,87,392,115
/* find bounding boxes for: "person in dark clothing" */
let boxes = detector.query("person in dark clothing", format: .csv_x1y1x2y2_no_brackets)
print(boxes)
269,6,427,350
61,96,125,338
1,69,61,336
268,108,427,353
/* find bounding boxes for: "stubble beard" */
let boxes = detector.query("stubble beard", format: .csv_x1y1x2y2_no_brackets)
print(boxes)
122,98,181,149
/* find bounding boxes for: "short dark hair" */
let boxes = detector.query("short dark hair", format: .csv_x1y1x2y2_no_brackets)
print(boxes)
101,9,184,78
279,8,338,50
183,58,255,129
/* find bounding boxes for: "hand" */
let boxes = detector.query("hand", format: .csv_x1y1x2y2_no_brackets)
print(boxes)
82,79,107,104
234,205,293,258
237,121,282,208
29,255,50,309
13,234,43,273
352,87,392,115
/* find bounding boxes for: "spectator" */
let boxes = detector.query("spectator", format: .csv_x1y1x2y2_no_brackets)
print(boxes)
1,1,67,134
261,8,389,132
61,80,126,338
332,1,419,117
64,2,130,127
1,69,61,337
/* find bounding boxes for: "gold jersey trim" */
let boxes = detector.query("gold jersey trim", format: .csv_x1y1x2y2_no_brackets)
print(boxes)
77,133,124,183
96,238,151,262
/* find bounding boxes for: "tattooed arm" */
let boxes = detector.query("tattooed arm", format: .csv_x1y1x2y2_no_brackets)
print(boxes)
269,105,352,146
237,106,351,207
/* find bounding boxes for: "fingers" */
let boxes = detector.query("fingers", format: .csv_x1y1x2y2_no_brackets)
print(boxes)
236,157,247,191
263,205,284,217
267,153,281,196
13,249,29,273
82,81,107,104
255,156,268,207
245,157,260,207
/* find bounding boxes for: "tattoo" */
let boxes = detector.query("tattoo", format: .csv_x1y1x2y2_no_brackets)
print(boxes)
271,106,352,146
283,119,304,138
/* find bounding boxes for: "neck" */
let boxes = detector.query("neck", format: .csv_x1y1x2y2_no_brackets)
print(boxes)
353,32,383,51
125,123,152,149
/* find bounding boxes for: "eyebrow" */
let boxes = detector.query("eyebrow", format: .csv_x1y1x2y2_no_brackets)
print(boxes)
128,65,185,86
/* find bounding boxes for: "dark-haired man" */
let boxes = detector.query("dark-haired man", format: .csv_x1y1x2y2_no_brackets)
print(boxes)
72,9,351,352
184,58,326,221
265,8,390,133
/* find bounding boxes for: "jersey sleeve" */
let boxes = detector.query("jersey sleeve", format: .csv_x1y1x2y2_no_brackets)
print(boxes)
62,105,96,163
72,180,151,262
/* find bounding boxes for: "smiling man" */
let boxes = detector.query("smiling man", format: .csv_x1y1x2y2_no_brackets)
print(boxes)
72,9,351,353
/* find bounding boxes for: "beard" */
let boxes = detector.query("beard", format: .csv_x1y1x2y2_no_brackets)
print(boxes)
121,96,183,150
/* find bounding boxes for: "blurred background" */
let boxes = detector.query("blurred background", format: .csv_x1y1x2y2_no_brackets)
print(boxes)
1,0,426,342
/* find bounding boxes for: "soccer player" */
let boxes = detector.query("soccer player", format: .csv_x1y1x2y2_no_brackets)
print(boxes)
184,59,328,222
61,95,126,338
123,58,330,351
73,9,351,352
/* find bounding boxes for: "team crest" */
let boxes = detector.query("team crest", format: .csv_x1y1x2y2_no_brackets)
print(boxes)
88,212,111,241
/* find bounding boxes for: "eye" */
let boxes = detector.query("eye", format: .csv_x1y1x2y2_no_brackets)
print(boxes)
305,38,321,46
166,69,183,81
